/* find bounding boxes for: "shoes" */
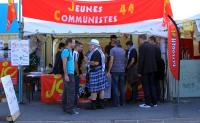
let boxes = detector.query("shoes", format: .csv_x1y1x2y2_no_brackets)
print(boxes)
96,99,105,109
112,105,120,107
64,109,79,115
90,100,97,110
153,104,158,107
139,104,151,108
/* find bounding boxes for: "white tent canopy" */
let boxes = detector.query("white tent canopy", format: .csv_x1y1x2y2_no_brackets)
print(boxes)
1,0,200,36
23,18,167,37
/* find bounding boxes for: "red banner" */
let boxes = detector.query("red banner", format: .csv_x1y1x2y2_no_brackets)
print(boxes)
163,0,173,26
22,0,165,25
0,61,18,86
167,16,180,80
41,75,63,104
6,0,17,31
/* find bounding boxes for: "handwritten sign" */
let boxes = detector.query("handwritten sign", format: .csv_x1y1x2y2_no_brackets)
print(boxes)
11,40,29,66
1,75,20,116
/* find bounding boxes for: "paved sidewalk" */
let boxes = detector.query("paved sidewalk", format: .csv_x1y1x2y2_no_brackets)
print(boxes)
0,98,200,123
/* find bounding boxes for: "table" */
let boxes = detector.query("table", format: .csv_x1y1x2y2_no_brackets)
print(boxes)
25,73,89,104
25,72,64,104
25,72,49,103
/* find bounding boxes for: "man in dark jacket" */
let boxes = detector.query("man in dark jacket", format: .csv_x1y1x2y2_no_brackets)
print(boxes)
150,36,165,101
138,35,159,108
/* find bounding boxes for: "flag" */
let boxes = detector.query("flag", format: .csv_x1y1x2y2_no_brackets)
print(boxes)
167,16,180,80
163,0,173,26
163,0,180,80
6,0,17,31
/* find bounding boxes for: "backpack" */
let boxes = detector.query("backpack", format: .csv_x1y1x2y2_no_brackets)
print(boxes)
53,48,74,74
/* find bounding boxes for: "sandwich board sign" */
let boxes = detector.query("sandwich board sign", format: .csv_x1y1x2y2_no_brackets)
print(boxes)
0,75,20,122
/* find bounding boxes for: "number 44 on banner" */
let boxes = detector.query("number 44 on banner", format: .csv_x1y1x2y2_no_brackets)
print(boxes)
120,3,134,15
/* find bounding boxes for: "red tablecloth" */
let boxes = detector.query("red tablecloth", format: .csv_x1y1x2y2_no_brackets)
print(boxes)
0,61,18,87
41,74,63,104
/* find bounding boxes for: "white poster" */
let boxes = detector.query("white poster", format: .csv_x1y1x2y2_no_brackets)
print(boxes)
194,20,200,41
196,20,200,32
0,50,4,59
1,75,20,116
0,40,4,49
11,40,30,66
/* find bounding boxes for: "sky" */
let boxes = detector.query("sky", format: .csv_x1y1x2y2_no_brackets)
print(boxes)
0,0,200,20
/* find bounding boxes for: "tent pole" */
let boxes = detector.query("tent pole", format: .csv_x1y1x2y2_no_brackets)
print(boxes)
177,80,180,104
18,0,23,103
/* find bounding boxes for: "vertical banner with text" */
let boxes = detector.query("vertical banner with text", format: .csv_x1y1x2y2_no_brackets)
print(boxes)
167,16,180,80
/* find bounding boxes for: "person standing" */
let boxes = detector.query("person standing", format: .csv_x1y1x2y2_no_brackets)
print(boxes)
149,36,165,101
105,35,117,71
138,35,159,108
126,41,138,103
78,43,84,75
52,42,65,74
86,39,109,110
61,38,79,115
107,40,126,107
73,40,81,106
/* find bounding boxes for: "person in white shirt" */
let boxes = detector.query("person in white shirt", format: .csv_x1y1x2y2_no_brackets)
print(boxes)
73,40,82,106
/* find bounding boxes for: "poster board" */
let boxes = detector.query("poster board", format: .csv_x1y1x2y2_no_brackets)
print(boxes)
196,20,200,32
0,75,20,121
11,40,29,66
0,40,3,49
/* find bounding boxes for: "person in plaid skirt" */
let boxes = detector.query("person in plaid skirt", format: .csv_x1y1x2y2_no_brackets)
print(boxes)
86,39,110,110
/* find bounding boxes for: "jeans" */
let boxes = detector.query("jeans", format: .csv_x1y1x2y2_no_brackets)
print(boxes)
111,72,125,106
75,75,80,105
142,73,157,105
62,74,76,111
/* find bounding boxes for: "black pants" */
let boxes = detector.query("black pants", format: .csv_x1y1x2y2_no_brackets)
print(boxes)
155,79,161,101
62,75,75,111
131,82,138,101
142,73,157,105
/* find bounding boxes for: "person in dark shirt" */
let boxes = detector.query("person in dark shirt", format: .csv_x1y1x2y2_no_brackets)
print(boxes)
52,42,65,74
126,41,138,103
150,36,165,101
104,35,117,71
78,44,84,74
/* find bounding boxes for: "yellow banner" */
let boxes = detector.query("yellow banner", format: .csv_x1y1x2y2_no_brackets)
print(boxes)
183,21,194,31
